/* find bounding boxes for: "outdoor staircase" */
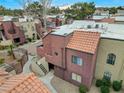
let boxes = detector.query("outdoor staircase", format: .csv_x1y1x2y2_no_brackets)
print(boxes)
36,62,47,75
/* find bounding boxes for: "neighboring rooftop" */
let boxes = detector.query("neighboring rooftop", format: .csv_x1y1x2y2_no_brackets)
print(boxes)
0,16,13,21
92,15,109,20
51,20,124,40
66,31,100,54
112,16,124,21
0,71,50,93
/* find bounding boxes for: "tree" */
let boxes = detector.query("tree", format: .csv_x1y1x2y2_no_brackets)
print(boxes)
49,7,61,14
39,0,52,31
117,6,124,10
8,45,15,59
65,2,95,20
109,7,117,14
0,5,6,15
26,1,43,17
0,5,23,16
12,9,23,16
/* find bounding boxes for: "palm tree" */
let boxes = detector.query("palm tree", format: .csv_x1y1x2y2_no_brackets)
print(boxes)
8,45,15,59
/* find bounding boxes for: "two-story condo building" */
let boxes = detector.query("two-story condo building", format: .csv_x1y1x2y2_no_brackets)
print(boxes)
0,21,26,44
37,20,124,89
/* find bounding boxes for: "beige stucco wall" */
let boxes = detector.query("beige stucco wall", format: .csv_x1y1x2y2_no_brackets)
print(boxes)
15,22,37,39
95,38,124,86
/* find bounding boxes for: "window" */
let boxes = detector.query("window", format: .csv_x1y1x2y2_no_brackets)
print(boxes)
95,24,99,28
72,73,81,83
103,71,112,80
54,52,58,56
107,53,116,65
72,56,83,66
14,38,20,43
87,25,91,29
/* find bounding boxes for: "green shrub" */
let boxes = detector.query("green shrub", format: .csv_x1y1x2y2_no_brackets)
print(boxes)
112,80,122,91
0,45,11,50
100,86,110,93
96,79,103,87
27,38,32,42
79,84,88,93
102,79,111,87
0,45,5,50
0,58,4,64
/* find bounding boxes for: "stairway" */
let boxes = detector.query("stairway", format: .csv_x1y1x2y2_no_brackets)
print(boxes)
36,62,47,75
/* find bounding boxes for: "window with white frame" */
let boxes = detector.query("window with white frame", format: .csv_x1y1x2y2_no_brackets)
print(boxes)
72,55,83,66
103,71,112,80
72,73,81,83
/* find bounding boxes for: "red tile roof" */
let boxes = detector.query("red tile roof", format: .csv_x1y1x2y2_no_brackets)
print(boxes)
0,72,50,93
66,31,100,54
0,70,11,86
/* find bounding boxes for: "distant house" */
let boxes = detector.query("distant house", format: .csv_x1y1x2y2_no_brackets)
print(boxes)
0,21,26,44
94,8,109,16
35,15,64,38
37,20,124,89
15,21,38,40
91,15,116,24
112,16,124,24
116,10,124,16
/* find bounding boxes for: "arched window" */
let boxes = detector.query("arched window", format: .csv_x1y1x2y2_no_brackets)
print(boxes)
107,53,116,65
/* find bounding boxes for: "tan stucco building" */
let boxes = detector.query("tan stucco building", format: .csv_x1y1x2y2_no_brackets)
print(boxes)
95,38,124,87
15,21,37,39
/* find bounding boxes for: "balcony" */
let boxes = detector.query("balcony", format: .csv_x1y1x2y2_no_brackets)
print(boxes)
37,45,44,58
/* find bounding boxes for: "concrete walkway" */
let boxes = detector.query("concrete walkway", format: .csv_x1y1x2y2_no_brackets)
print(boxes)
22,55,57,93
39,71,57,93
51,76,79,93
22,55,34,74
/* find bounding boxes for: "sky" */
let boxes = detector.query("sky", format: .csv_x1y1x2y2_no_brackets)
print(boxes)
0,0,124,9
